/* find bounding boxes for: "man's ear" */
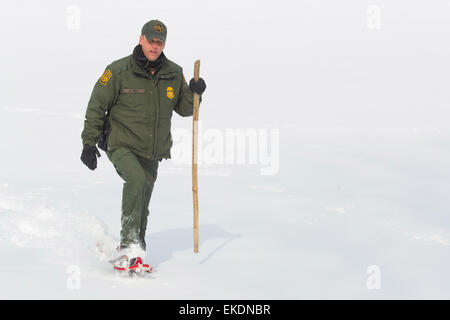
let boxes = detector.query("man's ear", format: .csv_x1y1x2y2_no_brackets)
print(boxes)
139,35,144,46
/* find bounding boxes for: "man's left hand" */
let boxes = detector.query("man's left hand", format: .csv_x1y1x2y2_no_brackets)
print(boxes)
189,78,206,95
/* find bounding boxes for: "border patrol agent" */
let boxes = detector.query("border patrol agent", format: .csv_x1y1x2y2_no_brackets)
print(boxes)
80,20,206,263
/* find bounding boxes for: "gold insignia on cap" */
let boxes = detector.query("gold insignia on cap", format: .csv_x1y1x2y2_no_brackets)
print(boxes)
167,86,174,99
99,69,112,86
153,24,163,32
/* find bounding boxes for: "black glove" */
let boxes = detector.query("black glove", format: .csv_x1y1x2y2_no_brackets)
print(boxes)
80,145,101,170
189,77,206,95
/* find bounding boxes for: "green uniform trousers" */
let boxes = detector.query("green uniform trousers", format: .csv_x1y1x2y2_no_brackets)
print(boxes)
106,147,159,251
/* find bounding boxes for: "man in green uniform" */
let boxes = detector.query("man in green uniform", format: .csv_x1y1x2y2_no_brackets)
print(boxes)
80,20,206,268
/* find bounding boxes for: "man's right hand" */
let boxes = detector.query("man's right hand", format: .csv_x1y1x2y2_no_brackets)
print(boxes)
80,145,101,170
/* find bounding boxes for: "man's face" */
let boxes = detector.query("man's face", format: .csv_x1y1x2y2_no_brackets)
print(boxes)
139,35,165,61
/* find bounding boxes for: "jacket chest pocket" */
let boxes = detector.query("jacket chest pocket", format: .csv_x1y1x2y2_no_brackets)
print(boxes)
119,88,147,107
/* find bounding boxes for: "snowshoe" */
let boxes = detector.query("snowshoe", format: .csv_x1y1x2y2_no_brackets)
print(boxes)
112,255,152,277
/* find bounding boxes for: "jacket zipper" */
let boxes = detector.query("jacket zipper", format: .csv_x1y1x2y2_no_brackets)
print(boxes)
152,78,160,158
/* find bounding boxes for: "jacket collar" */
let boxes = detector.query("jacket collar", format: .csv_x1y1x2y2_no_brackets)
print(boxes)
131,45,173,78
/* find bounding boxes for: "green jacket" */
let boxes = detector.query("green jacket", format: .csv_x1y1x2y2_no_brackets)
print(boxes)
81,46,197,160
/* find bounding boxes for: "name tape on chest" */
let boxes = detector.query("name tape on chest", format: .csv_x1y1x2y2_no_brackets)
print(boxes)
123,88,145,94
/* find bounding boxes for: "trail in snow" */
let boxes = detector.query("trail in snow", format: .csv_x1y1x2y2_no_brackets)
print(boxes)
0,192,118,270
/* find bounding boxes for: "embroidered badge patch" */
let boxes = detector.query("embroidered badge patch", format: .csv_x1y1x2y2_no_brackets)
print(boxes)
99,69,112,86
167,87,174,99
153,24,163,32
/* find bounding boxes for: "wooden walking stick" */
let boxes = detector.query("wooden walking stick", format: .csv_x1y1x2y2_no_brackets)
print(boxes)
192,60,200,253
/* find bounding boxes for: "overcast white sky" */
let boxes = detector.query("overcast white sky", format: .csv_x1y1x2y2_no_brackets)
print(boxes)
1,0,449,132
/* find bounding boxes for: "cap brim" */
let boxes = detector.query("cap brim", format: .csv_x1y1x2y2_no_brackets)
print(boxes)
145,32,166,43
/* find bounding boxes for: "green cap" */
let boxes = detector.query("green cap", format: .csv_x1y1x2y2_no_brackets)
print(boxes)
141,20,167,43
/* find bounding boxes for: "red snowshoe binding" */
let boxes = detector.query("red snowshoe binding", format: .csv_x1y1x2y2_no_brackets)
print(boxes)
112,256,152,275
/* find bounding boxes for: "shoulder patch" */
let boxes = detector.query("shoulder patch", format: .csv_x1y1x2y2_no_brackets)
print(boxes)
99,69,112,86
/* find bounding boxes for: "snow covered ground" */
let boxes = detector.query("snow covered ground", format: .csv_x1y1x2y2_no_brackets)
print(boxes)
1,1,450,299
